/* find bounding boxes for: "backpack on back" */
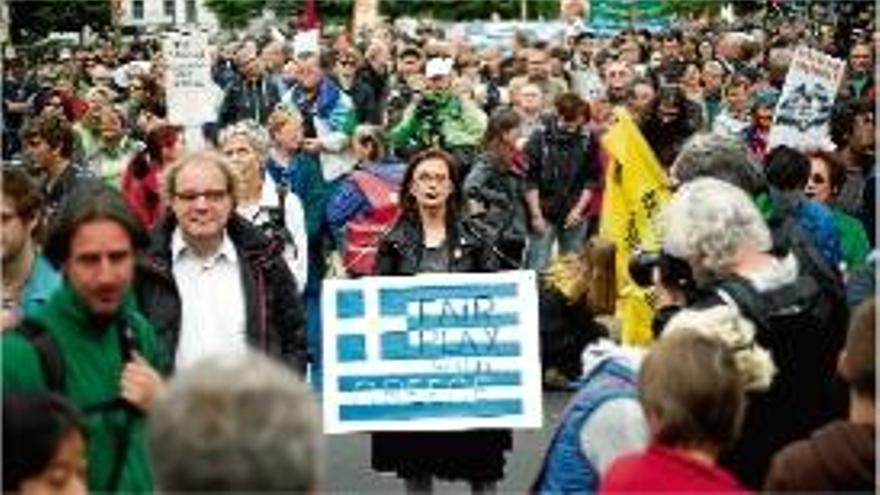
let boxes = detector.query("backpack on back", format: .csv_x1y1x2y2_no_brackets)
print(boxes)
343,170,402,276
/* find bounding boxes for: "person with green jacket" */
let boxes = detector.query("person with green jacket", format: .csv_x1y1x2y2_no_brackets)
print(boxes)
2,186,165,493
805,150,871,274
390,55,487,171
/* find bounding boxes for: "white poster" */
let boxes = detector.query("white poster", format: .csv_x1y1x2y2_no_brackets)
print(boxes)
768,46,846,151
163,31,215,128
322,271,542,434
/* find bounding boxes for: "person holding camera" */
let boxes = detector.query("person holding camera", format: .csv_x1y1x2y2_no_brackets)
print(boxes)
389,55,487,175
652,177,846,489
3,186,165,492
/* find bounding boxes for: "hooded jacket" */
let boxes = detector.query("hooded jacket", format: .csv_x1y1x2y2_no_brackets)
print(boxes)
135,214,306,373
764,420,876,492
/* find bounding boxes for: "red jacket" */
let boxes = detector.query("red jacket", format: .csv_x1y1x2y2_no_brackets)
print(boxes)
601,443,750,493
122,161,163,229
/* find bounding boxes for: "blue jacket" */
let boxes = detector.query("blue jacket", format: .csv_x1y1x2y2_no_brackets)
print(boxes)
533,358,638,494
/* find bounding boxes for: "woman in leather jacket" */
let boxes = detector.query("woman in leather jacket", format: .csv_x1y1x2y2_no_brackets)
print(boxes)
371,149,510,493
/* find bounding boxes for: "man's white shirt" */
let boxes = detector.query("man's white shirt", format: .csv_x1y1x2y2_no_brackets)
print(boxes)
172,228,248,370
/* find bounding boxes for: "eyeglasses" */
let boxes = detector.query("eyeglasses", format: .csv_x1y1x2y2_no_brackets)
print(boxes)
415,173,449,185
808,173,827,185
174,189,229,203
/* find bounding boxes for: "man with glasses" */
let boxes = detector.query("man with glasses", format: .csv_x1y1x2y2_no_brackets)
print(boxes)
134,151,306,375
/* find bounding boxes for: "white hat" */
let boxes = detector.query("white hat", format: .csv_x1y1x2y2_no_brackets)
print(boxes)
293,30,320,58
425,57,453,79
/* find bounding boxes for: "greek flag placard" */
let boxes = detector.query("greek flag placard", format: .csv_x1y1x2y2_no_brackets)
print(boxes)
322,271,542,434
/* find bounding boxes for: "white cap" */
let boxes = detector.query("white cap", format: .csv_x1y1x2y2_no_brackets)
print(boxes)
293,29,320,58
425,57,454,79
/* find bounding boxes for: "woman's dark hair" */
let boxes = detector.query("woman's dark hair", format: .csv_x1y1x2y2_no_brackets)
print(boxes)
765,145,810,191
400,148,460,219
807,149,848,196
554,92,587,122
3,393,85,491
44,185,150,269
129,124,182,179
483,109,521,170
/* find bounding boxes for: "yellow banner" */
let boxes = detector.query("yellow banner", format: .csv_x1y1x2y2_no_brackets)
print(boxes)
599,107,671,346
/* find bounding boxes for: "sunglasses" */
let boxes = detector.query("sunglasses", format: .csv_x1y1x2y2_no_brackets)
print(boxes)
808,173,827,185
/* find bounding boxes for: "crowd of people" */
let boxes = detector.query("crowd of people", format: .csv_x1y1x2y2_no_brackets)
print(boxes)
2,5,876,493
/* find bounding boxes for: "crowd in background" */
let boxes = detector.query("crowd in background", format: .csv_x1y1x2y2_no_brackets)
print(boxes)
1,5,877,494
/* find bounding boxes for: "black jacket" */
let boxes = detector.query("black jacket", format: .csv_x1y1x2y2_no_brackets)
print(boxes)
135,214,306,374
351,64,388,125
524,120,599,223
218,76,281,127
376,213,501,276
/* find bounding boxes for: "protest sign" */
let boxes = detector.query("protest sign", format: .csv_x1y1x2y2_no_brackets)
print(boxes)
768,46,846,151
322,271,542,434
163,31,216,133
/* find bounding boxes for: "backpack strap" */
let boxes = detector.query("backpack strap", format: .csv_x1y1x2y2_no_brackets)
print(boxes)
715,277,772,332
351,170,396,209
17,319,65,392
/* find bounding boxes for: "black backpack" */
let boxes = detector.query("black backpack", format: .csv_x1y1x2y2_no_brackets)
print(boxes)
715,274,848,488
15,318,140,491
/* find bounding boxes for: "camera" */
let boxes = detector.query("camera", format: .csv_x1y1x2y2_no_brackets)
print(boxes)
628,250,696,296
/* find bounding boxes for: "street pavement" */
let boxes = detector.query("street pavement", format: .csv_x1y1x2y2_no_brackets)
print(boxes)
322,391,573,493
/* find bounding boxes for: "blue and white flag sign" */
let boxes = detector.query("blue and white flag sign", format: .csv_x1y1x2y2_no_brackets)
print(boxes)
322,271,542,434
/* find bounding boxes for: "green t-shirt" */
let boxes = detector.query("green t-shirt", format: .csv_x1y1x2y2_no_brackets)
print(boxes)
3,282,164,493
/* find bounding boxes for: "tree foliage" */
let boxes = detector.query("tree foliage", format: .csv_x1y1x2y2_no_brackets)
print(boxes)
8,0,112,44
204,0,266,30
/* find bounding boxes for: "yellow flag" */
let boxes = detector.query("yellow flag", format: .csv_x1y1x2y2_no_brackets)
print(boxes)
599,107,671,346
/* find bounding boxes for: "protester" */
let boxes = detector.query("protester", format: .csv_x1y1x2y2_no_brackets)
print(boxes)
764,298,876,492
134,151,307,374
1,169,60,331
805,150,871,273
219,120,308,291
463,109,528,269
764,145,844,271
265,106,329,382
122,123,184,229
150,353,323,493
829,99,875,218
390,54,487,174
656,177,846,488
3,393,87,495
524,93,599,272
351,40,391,125
217,45,281,128
372,149,509,493
88,105,144,189
20,113,100,222
326,124,405,276
2,186,165,492
600,332,750,493
282,33,356,182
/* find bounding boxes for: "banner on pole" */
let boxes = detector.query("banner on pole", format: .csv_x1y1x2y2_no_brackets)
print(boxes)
322,271,542,434
768,46,846,151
